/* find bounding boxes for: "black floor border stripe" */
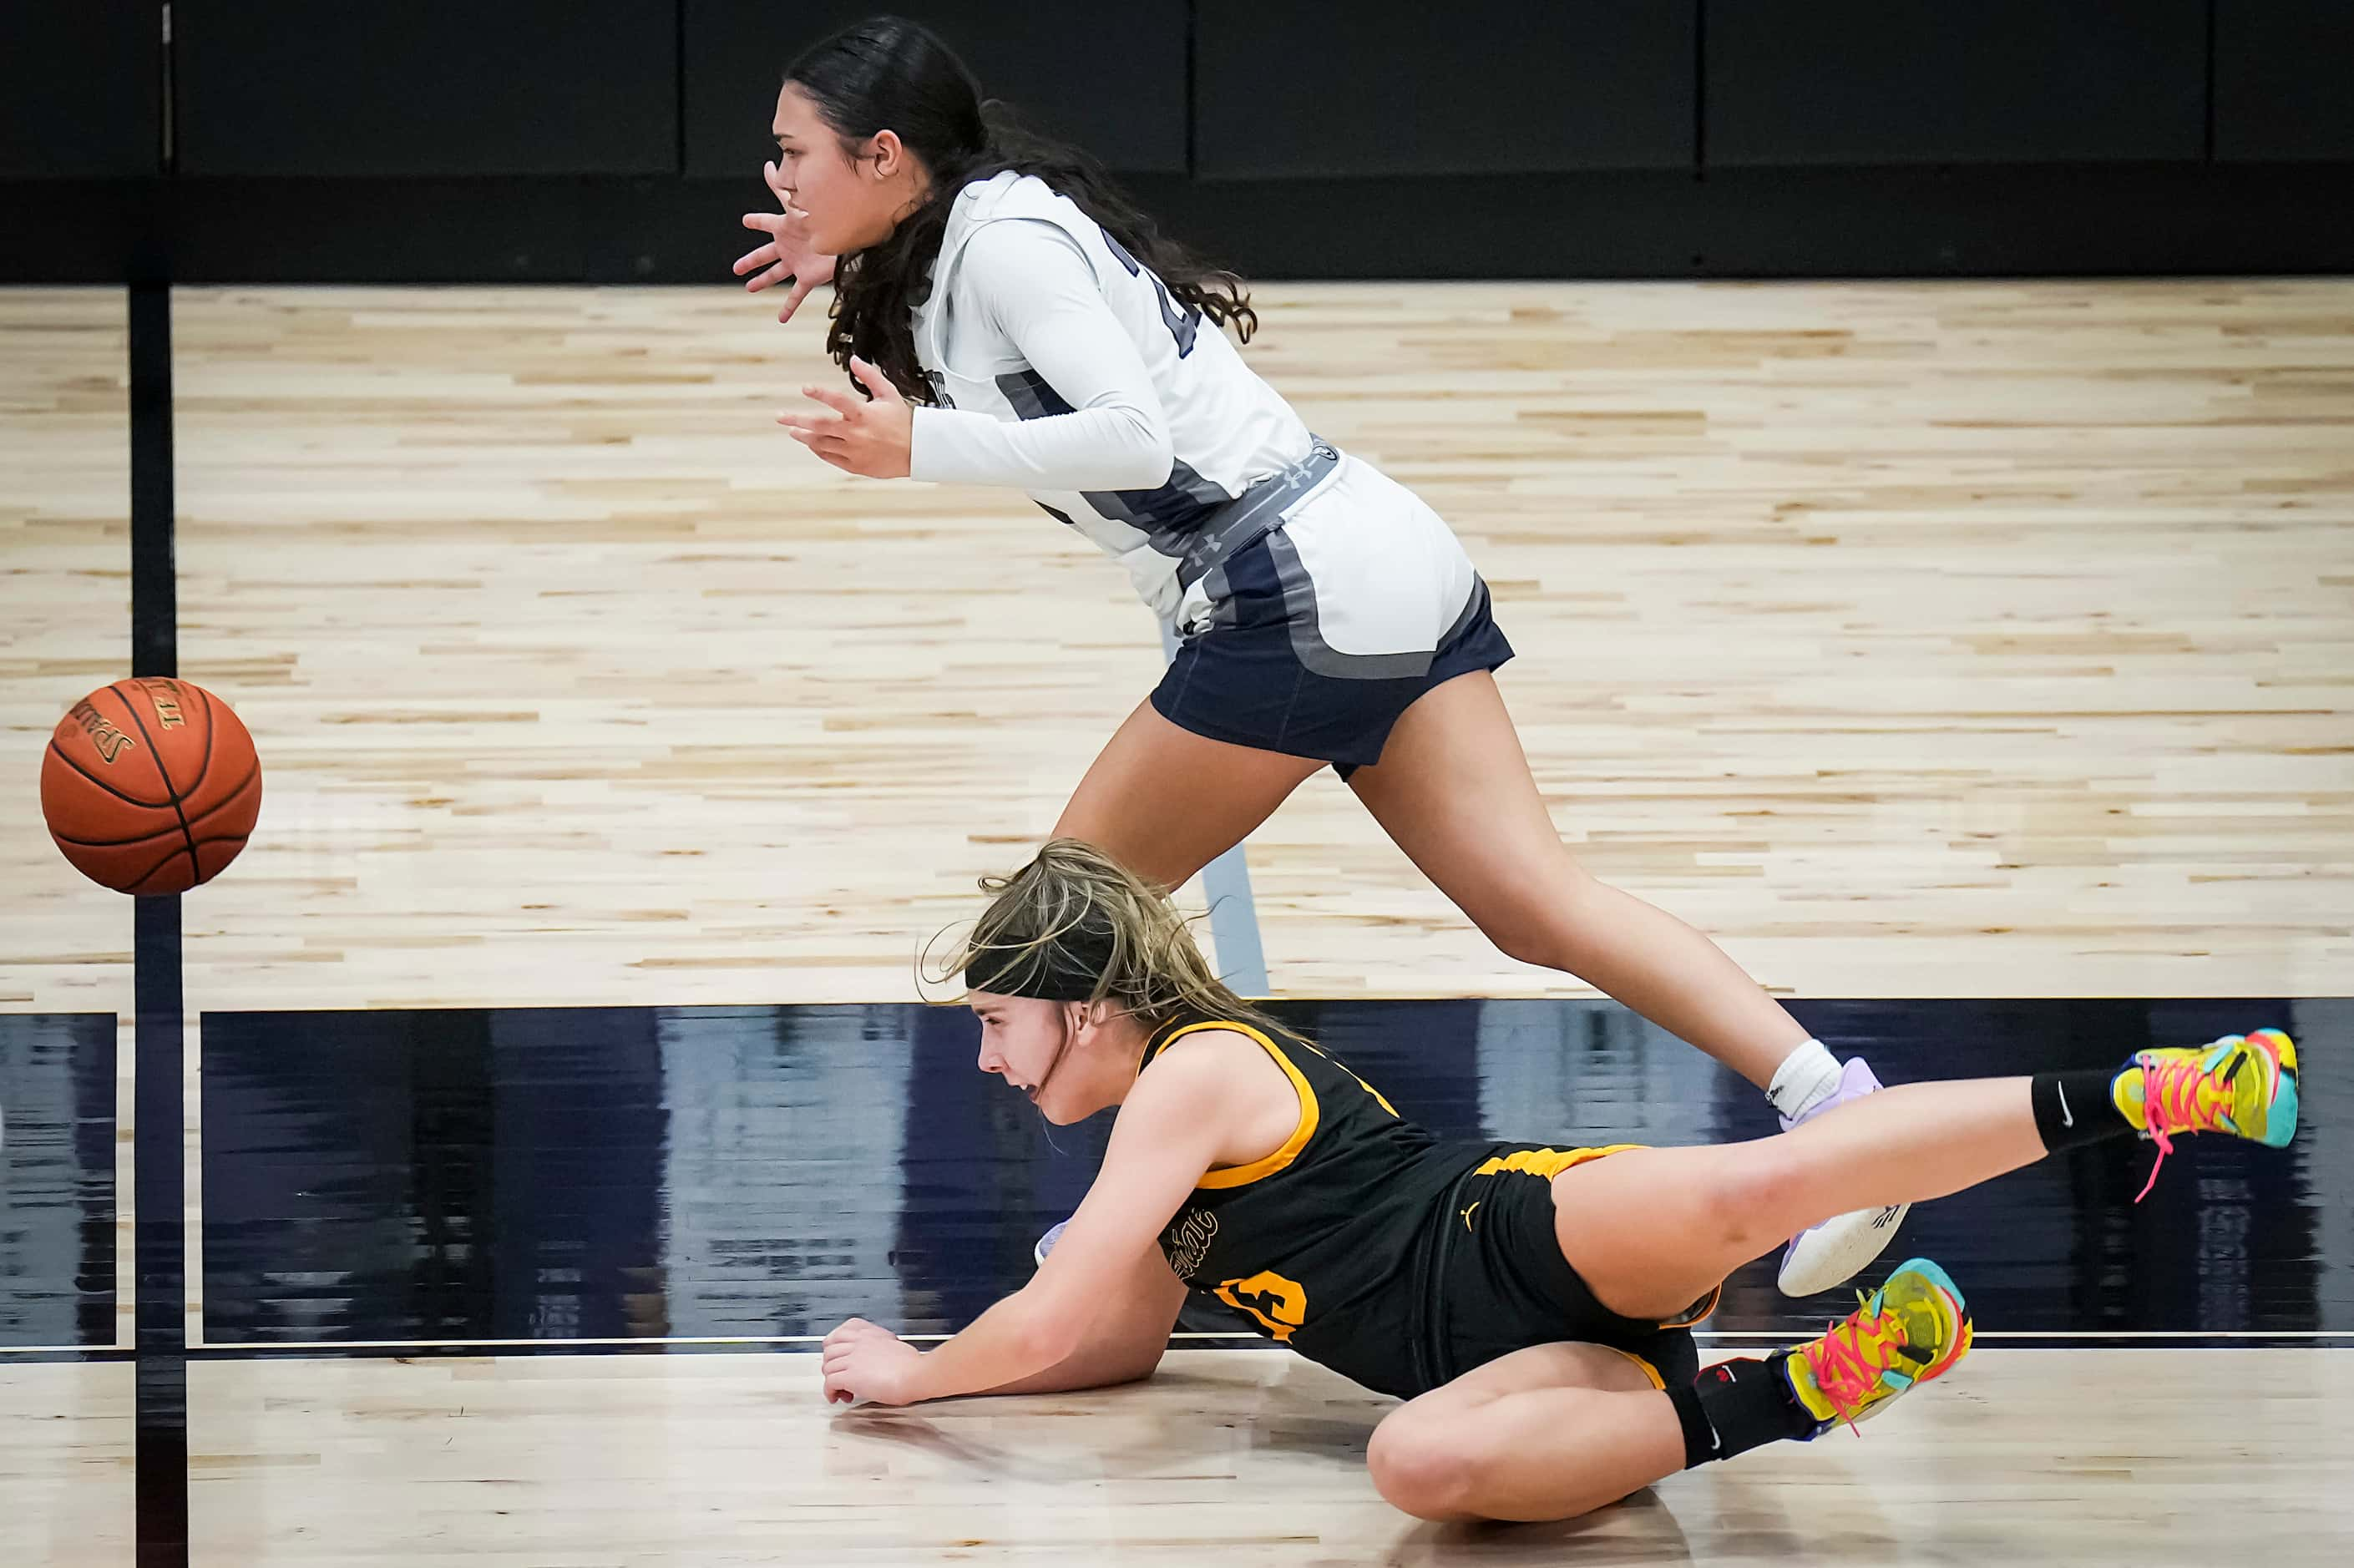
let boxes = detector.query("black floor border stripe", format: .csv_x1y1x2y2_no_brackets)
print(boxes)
129,279,190,1568
7,1332,2321,1367
8,1333,2346,1370
156,1328,2354,1356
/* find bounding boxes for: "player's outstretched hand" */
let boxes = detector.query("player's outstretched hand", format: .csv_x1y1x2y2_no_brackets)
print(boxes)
778,356,914,479
821,1317,926,1407
733,158,837,324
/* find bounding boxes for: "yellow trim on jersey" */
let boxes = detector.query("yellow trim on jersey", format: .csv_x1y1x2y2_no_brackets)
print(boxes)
1469,1144,1646,1180
1298,1038,1398,1117
1153,1020,1320,1189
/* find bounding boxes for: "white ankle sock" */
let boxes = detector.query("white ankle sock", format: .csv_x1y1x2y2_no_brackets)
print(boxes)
1767,1039,1844,1120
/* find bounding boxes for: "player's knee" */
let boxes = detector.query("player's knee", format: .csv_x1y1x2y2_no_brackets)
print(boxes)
1479,898,1587,970
1476,871,1608,972
1366,1414,1480,1521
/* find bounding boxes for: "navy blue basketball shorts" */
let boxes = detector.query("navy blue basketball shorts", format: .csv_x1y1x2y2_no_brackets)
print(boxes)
1151,452,1514,777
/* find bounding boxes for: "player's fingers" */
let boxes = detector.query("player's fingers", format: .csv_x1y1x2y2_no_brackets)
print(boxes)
784,429,855,469
777,277,818,323
801,383,863,417
848,356,900,403
733,239,779,274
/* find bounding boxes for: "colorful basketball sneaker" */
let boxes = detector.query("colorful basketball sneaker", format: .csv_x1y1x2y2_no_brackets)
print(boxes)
1784,1257,1972,1437
1776,1057,1910,1296
2114,1028,2299,1201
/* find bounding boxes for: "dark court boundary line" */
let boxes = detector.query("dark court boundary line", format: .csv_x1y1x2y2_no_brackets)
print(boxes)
129,278,190,1567
3,1330,2331,1365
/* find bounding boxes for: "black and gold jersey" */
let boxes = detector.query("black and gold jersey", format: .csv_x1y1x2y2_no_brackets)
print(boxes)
1147,1016,1667,1399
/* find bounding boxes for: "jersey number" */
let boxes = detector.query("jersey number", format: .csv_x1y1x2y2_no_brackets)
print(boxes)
1101,231,1201,358
1215,1270,1308,1342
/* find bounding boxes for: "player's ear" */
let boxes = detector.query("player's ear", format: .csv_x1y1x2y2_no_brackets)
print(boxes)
866,129,906,180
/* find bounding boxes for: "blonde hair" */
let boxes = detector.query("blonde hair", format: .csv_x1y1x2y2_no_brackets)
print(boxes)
929,837,1290,1040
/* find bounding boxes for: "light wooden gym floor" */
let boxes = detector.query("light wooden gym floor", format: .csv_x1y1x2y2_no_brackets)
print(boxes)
8,1350,2352,1565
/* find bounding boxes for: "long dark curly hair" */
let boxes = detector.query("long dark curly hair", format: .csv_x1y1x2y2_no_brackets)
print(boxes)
785,16,1257,402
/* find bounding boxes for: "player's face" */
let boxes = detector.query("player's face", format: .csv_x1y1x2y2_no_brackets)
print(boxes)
972,991,1069,1116
970,992,1115,1125
771,83,924,255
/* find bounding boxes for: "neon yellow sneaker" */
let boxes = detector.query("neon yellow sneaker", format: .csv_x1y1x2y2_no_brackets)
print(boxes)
2113,1028,2299,1201
1784,1257,1972,1437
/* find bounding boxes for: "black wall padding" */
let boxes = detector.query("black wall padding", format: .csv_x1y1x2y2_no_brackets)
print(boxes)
2213,0,2354,162
683,2,1187,180
1194,1,1695,178
1707,0,2208,165
0,0,159,178
175,3,678,176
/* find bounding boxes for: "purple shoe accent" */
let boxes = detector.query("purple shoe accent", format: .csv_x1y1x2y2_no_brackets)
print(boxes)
1779,1056,1887,1134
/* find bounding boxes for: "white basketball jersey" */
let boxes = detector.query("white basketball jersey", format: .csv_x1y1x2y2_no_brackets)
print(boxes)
912,172,1314,622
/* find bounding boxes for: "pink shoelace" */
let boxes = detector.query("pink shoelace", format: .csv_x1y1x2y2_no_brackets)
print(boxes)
1801,1302,1906,1434
2133,1047,2232,1203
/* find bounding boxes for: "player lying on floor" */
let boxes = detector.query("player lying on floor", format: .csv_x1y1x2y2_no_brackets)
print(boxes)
816,839,2299,1524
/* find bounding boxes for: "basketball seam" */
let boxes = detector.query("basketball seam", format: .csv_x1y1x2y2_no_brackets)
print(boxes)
105,682,199,890
122,839,196,894
181,761,261,832
186,685,256,870
193,683,219,802
45,748,255,852
45,737,174,809
48,822,190,850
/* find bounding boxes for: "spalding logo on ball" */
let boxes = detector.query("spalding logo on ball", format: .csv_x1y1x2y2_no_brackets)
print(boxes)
40,677,262,895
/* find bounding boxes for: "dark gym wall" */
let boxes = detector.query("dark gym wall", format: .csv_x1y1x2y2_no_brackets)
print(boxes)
1192,3,1696,177
174,3,679,177
0,1,159,178
5,1,2353,281
2213,0,2354,161
683,1,1187,177
1705,1,2209,165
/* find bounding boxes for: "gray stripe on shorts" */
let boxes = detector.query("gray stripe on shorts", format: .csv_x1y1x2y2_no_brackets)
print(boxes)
1262,529,1450,682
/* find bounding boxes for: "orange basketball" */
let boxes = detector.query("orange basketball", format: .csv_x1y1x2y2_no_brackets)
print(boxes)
39,677,263,896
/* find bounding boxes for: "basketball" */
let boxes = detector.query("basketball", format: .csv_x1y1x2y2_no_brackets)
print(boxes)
39,676,262,896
